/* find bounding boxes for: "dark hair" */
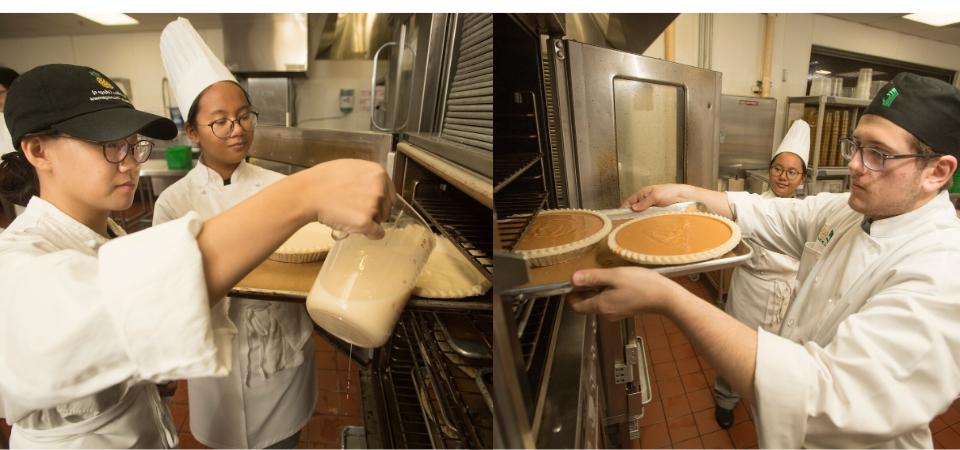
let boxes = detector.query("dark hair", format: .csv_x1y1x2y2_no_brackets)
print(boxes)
185,81,253,129
0,66,18,89
0,150,38,206
769,152,809,178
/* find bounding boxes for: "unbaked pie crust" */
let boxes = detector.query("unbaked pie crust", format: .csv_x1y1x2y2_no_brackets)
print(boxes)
414,236,491,298
269,222,336,263
513,208,613,267
608,211,741,265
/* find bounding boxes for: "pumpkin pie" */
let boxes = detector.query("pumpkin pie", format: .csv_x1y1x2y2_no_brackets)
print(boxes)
414,236,491,298
269,222,336,263
513,208,612,267
608,211,740,265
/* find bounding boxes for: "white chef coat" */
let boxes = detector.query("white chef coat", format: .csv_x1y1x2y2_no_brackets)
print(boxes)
0,196,235,448
726,190,799,332
0,113,15,156
727,190,960,448
153,159,317,449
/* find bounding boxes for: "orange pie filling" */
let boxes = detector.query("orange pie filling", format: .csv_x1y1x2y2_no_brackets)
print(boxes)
614,214,733,256
514,212,606,251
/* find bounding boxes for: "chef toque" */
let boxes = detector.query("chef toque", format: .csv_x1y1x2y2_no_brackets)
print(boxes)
772,119,811,166
160,17,237,119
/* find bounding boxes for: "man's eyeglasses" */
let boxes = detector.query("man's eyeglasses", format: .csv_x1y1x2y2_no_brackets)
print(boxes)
25,131,153,164
205,111,259,139
839,138,942,171
770,165,803,180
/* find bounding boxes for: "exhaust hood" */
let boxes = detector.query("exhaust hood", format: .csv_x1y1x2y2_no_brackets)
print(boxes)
221,13,309,74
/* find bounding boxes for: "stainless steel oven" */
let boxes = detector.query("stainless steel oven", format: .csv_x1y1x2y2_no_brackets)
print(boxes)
495,13,721,448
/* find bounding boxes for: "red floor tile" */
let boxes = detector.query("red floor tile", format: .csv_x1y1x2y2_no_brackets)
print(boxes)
663,393,692,420
697,355,713,370
668,332,690,347
649,344,674,365
178,431,208,449
676,356,701,375
938,406,960,426
667,414,699,444
932,416,950,433
680,372,708,393
639,399,666,427
654,361,680,381
674,436,703,448
700,429,734,449
315,353,338,370
686,388,714,413
637,421,671,449
936,426,960,449
732,403,751,425
692,408,721,436
670,342,697,360
659,377,685,398
728,420,758,448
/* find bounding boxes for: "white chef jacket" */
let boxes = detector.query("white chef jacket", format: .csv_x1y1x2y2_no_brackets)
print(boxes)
726,190,799,332
0,196,235,448
0,113,15,156
153,159,317,449
727,190,960,448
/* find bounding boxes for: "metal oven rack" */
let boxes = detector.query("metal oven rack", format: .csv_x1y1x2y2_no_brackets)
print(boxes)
364,309,493,449
412,181,493,278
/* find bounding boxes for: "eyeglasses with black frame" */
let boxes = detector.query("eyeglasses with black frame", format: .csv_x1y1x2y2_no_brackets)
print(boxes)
24,131,154,164
839,138,943,171
205,111,259,139
770,165,803,180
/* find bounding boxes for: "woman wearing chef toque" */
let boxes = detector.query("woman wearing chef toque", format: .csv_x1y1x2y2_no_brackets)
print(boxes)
712,119,809,429
152,18,315,449
0,63,392,448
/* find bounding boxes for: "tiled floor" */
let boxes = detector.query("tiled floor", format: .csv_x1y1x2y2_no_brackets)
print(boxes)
172,334,361,449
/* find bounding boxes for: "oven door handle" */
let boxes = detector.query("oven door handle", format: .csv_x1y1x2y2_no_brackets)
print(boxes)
370,41,397,132
370,41,416,132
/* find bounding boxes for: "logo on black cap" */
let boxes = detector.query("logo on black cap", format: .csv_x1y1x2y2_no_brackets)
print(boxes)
882,87,899,108
90,70,114,90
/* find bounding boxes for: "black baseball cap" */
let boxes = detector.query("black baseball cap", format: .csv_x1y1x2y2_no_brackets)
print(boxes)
864,72,960,159
4,64,177,151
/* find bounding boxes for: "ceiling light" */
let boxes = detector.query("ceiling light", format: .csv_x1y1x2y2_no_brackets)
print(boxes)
815,69,832,75
76,13,139,26
902,13,960,27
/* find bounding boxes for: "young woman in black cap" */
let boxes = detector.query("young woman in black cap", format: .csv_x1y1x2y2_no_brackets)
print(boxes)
568,72,960,448
0,63,392,448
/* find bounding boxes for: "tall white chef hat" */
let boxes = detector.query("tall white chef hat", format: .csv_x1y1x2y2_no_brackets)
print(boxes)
160,17,237,120
772,120,811,166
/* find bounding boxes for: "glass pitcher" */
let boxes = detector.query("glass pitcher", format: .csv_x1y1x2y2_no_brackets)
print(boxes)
306,195,436,348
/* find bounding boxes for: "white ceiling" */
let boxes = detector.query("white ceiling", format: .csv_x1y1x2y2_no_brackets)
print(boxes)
821,13,960,46
1,13,960,47
0,14,223,38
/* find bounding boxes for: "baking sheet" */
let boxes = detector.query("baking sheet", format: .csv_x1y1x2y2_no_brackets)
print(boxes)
500,202,753,299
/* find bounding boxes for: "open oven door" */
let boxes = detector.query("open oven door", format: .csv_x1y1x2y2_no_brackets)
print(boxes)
548,39,721,446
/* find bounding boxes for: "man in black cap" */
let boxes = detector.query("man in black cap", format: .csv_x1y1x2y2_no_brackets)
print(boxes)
568,72,960,448
0,64,393,448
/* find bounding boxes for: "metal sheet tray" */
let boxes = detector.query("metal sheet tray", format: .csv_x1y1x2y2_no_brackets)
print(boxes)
500,202,753,299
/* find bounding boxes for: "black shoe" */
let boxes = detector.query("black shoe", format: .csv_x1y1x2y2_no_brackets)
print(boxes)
715,406,735,429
